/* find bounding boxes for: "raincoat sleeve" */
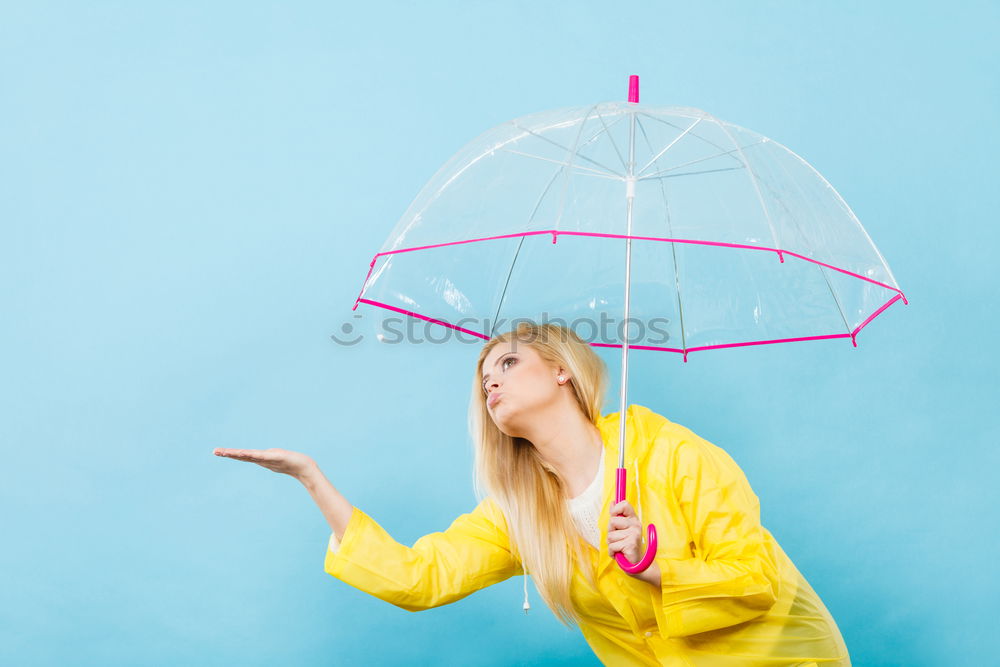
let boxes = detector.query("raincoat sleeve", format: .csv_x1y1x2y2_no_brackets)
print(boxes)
649,428,780,638
323,497,522,612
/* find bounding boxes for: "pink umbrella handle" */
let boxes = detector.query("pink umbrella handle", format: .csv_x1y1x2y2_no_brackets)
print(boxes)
613,467,657,573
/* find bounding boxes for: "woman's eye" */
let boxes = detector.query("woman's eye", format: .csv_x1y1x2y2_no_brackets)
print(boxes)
483,357,516,393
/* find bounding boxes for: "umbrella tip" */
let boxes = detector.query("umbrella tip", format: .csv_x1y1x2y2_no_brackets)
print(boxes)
628,75,639,103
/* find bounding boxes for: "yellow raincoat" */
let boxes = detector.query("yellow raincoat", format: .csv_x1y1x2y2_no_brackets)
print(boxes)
324,404,850,666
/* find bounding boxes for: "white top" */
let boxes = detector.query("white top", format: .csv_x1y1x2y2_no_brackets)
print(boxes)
566,447,605,550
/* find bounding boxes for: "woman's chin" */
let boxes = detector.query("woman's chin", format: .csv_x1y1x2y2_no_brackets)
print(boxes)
489,407,515,433
488,410,507,428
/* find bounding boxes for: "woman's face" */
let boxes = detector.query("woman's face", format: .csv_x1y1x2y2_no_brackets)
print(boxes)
480,340,564,436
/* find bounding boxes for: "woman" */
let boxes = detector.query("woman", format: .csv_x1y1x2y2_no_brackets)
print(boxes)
215,322,850,665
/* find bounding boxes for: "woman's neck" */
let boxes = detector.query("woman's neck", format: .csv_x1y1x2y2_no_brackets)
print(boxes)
522,403,604,497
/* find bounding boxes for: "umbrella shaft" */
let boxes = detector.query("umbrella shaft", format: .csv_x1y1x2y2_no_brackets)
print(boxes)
617,111,637,470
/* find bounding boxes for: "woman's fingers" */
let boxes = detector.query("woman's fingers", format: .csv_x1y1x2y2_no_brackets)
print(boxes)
608,501,642,559
215,448,272,458
608,527,643,558
610,500,636,518
214,448,261,460
608,515,637,530
607,528,640,544
213,447,315,480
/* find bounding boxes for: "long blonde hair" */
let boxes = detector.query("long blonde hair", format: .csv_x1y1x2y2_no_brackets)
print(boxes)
469,321,608,628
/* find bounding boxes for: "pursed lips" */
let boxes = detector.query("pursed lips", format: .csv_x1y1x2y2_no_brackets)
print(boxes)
487,392,503,408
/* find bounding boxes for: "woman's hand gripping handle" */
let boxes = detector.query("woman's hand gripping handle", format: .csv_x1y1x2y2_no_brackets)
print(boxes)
608,467,658,577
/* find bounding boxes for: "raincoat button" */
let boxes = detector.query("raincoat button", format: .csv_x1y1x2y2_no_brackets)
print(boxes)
644,631,653,638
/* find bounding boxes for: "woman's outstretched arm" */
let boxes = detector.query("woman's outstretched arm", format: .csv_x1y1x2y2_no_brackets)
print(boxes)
214,447,522,611
322,496,522,611
299,464,353,540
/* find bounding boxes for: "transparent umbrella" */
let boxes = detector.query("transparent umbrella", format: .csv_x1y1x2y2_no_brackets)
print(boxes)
351,76,907,573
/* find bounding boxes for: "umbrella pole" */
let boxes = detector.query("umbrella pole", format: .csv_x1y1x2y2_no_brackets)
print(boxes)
613,77,657,574
616,113,634,474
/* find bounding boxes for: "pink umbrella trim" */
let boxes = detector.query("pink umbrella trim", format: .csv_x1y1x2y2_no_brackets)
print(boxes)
354,229,908,302
352,290,906,363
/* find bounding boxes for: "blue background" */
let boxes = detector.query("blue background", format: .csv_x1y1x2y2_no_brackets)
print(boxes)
2,1,996,665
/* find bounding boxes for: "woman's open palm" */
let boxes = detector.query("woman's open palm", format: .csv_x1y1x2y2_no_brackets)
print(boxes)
214,447,315,480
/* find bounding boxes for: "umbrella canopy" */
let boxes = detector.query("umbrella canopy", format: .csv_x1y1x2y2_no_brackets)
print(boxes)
350,77,907,574
353,90,906,358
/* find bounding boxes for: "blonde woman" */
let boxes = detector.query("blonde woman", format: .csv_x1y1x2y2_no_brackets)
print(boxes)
215,322,849,666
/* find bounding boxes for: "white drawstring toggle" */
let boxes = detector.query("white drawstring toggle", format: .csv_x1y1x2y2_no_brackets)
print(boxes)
522,571,530,613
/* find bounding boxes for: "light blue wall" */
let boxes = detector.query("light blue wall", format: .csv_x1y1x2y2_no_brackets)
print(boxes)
3,1,996,665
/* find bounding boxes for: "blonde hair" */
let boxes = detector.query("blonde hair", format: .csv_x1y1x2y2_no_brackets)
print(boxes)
469,321,608,628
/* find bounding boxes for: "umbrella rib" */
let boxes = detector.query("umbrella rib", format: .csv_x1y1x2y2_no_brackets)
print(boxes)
768,154,853,335
525,165,566,227
596,111,629,172
638,140,764,181
492,106,616,338
637,112,745,168
427,112,624,204
714,121,784,255
636,116,688,355
489,235,527,338
554,104,604,232
510,120,624,178
636,115,705,178
710,120,855,342
640,165,746,181
490,157,566,337
577,111,629,164
777,140,905,293
502,148,621,180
